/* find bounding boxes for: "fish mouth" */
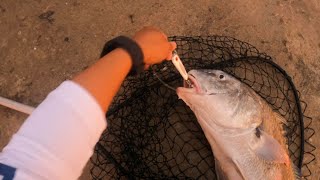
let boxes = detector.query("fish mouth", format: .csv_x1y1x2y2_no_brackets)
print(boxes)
178,74,203,94
178,74,224,95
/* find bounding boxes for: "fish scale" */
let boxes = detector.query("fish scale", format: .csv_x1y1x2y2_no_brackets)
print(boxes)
177,69,297,180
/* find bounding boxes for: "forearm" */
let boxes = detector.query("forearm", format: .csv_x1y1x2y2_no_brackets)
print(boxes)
0,49,130,180
73,27,176,113
73,48,132,112
0,27,175,180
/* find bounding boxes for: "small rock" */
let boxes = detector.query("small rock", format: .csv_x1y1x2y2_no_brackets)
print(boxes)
73,2,80,6
17,15,26,21
39,10,55,24
129,14,134,23
0,5,5,13
279,18,284,24
282,39,287,46
297,32,304,39
64,37,70,42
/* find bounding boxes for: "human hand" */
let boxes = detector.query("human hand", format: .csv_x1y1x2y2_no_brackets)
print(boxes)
133,27,177,67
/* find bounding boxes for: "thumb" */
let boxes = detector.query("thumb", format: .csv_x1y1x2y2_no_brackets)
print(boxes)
170,42,177,51
144,64,150,70
166,42,177,60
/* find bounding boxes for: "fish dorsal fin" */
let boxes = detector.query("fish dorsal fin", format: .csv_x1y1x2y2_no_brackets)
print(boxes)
250,129,290,166
272,110,288,126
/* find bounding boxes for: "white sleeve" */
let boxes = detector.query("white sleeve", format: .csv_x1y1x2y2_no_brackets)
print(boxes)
0,81,107,180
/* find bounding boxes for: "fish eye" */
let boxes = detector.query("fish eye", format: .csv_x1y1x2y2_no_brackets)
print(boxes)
219,74,225,80
255,128,261,138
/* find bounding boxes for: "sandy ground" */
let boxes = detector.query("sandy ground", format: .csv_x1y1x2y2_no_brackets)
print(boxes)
0,0,319,179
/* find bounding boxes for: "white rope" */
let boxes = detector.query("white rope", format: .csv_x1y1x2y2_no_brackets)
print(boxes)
0,96,35,115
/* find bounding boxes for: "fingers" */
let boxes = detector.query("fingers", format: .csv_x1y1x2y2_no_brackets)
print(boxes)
144,64,150,70
166,53,173,60
170,42,177,51
135,26,176,63
166,42,177,60
143,26,168,40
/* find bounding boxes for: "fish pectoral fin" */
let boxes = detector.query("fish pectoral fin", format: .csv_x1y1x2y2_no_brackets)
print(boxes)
250,130,290,166
215,158,229,180
214,158,245,180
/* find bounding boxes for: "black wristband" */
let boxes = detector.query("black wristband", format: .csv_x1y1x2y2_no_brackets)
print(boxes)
100,36,144,76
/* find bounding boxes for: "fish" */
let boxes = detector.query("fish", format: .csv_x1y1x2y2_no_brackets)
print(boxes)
176,69,298,180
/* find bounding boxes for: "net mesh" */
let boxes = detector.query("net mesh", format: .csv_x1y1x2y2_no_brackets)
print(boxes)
90,36,315,179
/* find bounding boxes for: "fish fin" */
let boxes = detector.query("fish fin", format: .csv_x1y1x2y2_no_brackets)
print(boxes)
214,158,245,180
214,158,229,180
250,130,290,166
272,110,288,126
